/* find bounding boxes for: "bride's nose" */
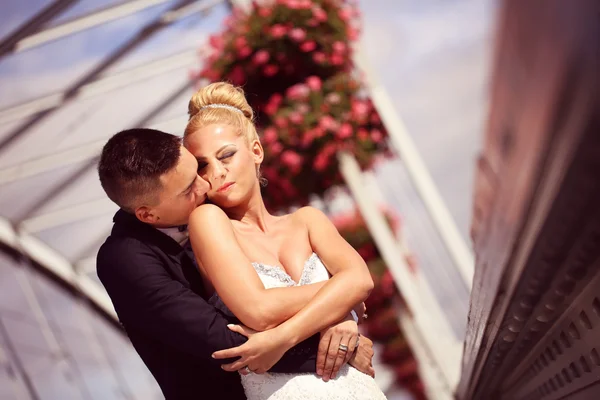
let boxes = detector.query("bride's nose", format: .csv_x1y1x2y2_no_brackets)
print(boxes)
208,162,227,187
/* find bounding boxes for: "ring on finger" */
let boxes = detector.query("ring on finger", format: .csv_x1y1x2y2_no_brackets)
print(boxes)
338,343,349,352
244,366,252,374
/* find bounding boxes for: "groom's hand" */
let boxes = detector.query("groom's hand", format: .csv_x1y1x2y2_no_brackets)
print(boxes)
316,315,358,381
349,334,375,378
353,302,367,324
212,324,291,375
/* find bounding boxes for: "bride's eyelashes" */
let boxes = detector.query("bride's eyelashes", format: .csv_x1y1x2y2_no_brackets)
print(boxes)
196,151,236,172
220,151,235,161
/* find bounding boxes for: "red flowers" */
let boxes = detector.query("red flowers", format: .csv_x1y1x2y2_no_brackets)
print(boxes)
337,123,353,139
331,208,424,397
199,0,359,92
312,51,326,63
300,41,317,52
286,83,310,100
332,41,346,53
257,73,390,210
209,34,224,50
257,6,272,18
270,24,287,38
263,64,279,77
281,150,303,173
262,127,278,144
252,50,270,65
318,115,339,131
289,28,307,42
306,76,322,91
312,6,327,22
195,2,387,211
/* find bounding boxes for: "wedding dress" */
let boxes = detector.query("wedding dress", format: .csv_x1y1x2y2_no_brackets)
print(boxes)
239,252,388,400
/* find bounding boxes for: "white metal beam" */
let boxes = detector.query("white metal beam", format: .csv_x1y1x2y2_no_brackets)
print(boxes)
149,114,190,134
397,311,456,400
75,255,99,275
0,0,79,59
0,216,117,320
354,45,475,291
19,198,117,233
227,0,251,9
0,140,103,185
161,0,224,22
339,151,462,392
0,115,188,185
0,50,198,125
14,0,224,53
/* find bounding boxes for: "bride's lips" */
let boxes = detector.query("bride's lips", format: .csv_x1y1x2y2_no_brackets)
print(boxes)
217,182,235,193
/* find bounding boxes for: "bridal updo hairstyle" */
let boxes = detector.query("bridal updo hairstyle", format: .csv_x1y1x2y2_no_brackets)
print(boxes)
184,82,259,144
184,82,266,185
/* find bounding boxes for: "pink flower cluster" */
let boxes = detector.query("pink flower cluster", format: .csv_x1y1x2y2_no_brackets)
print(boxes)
193,1,382,211
197,0,362,87
257,73,390,210
329,206,424,398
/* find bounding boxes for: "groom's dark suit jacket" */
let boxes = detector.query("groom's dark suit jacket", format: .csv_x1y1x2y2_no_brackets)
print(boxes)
97,210,318,400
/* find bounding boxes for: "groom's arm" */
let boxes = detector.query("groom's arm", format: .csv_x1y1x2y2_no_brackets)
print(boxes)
98,237,316,370
97,238,245,366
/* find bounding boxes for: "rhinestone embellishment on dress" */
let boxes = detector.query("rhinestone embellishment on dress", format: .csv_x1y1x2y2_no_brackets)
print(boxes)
251,253,320,286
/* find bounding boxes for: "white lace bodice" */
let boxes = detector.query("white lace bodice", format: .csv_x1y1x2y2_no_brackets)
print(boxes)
250,252,330,289
240,253,387,400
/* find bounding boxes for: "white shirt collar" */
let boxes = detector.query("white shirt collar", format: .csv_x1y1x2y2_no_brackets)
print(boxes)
156,225,189,246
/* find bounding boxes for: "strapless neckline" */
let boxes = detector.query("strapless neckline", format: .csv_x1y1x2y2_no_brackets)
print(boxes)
251,252,319,286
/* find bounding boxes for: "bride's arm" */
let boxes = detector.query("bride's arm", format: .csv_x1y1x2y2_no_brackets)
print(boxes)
275,206,374,338
188,204,326,331
212,206,374,375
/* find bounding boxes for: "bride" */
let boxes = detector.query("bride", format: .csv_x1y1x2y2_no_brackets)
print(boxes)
185,82,387,400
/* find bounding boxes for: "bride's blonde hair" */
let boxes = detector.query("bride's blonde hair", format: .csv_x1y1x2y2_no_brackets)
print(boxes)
184,82,259,144
184,82,266,186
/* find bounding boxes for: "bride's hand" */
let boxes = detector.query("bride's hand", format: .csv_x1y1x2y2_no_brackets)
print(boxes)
317,316,359,381
212,324,291,374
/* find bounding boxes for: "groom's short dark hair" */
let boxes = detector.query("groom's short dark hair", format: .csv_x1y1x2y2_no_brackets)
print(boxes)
98,128,182,212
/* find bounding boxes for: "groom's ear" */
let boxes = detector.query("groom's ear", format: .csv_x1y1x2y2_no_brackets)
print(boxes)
135,206,159,224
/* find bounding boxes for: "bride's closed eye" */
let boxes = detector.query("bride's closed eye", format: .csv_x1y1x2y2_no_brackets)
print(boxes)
219,151,236,161
196,151,235,172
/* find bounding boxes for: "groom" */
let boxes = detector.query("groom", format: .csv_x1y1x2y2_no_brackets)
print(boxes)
96,128,375,399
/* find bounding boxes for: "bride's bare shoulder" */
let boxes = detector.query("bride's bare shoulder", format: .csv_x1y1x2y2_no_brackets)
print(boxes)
189,203,230,226
290,206,329,225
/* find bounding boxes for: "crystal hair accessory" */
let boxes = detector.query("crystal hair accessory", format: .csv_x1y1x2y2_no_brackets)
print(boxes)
199,103,243,113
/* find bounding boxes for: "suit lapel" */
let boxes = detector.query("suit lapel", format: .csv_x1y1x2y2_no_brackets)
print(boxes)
112,210,208,299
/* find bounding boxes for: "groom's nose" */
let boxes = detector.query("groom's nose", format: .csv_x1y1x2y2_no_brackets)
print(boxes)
195,175,210,193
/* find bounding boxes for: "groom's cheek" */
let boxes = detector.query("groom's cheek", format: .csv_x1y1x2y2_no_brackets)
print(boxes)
196,193,208,206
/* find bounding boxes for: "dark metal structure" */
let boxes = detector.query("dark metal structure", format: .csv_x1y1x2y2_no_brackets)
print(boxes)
458,0,600,398
0,0,80,58
0,0,196,154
